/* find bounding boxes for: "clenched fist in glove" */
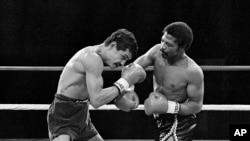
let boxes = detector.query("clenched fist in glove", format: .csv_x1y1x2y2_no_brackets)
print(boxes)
114,63,146,94
144,92,180,115
115,86,139,112
122,63,146,84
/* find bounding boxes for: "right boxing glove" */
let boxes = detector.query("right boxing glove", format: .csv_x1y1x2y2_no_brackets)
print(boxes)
144,92,180,115
115,86,139,112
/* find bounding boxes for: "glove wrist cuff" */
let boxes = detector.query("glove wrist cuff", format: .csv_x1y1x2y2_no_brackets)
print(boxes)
167,100,180,114
114,78,129,94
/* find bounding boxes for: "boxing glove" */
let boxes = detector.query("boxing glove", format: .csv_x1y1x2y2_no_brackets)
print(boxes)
115,87,139,112
122,63,146,84
144,92,180,115
114,63,146,93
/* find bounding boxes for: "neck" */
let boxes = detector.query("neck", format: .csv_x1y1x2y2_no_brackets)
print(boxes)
167,52,187,66
95,43,104,56
95,43,108,64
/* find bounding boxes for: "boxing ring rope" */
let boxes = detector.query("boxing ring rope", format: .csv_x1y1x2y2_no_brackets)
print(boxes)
1,65,250,71
1,104,250,111
1,65,250,111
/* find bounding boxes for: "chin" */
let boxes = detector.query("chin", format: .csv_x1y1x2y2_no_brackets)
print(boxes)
104,62,113,69
109,65,116,69
161,53,168,59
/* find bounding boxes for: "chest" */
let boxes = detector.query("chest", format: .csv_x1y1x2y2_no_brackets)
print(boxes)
153,58,188,89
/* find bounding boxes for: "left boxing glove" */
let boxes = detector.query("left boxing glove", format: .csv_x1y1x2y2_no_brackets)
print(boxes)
122,63,146,84
113,63,146,94
115,87,139,112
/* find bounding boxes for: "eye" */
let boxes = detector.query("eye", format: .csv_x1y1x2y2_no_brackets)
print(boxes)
121,55,128,60
121,55,125,60
167,44,173,48
166,42,173,48
161,40,168,46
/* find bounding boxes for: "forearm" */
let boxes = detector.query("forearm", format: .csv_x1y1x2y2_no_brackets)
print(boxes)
134,55,152,69
91,86,120,108
178,101,202,115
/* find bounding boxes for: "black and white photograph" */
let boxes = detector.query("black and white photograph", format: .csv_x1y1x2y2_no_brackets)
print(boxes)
0,0,250,141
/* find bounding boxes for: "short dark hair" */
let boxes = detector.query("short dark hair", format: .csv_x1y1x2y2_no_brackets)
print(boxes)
163,22,193,51
104,29,138,57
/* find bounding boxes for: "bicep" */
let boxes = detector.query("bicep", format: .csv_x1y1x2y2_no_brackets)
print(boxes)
186,71,204,104
134,45,157,69
134,54,152,69
86,71,103,97
82,53,104,97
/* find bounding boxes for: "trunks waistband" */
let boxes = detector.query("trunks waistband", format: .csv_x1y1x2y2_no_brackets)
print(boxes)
55,94,88,104
154,113,196,120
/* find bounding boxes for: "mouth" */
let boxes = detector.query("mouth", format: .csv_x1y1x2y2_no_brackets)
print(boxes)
114,63,121,68
109,64,118,69
161,50,168,58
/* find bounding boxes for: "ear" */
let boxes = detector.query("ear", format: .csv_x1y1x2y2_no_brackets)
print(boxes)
110,41,117,49
178,45,186,51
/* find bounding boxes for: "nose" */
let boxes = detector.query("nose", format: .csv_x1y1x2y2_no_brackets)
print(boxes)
161,44,169,53
121,60,126,66
161,42,168,49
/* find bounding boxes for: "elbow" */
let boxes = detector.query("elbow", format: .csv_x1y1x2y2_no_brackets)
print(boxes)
92,105,101,109
91,103,101,109
90,98,102,109
195,103,203,114
188,102,203,115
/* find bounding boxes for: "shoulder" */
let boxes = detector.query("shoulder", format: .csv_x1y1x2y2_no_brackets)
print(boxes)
80,48,103,73
149,44,161,54
145,44,162,58
187,58,204,81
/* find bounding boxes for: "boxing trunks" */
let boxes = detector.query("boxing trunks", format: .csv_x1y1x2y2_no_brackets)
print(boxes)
154,113,197,141
47,94,98,140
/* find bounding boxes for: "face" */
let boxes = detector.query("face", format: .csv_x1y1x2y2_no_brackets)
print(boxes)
160,32,180,59
105,43,132,69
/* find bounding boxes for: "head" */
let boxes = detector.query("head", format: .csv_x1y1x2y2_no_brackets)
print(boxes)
160,22,193,59
103,29,138,68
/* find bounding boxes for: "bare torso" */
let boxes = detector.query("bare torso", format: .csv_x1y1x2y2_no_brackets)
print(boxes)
56,46,96,100
153,50,198,103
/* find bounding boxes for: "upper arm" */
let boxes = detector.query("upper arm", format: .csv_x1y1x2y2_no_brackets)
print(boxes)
134,45,159,69
82,53,104,98
186,67,204,105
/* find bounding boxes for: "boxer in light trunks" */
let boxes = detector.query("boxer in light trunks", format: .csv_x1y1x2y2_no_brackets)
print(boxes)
47,29,146,141
134,22,204,141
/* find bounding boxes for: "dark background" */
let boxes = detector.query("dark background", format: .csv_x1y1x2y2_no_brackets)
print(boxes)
0,0,250,140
